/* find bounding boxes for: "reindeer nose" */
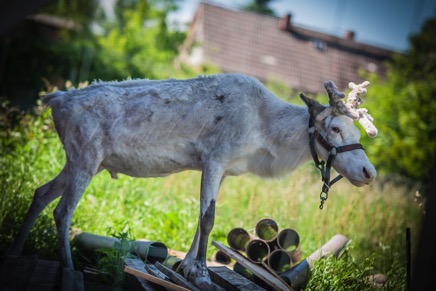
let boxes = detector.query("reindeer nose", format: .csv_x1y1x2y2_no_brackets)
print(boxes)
362,166,376,182
363,167,370,179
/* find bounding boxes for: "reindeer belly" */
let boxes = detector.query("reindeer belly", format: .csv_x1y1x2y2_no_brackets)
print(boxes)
100,144,202,178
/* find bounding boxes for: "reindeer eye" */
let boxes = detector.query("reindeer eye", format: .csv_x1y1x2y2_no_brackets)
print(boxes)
331,126,341,133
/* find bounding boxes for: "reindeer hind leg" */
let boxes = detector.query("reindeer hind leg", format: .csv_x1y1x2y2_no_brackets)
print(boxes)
7,166,68,256
53,160,98,269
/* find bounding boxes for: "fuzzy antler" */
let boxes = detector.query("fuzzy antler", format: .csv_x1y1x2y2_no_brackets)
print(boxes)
347,81,377,137
315,81,350,121
319,80,378,138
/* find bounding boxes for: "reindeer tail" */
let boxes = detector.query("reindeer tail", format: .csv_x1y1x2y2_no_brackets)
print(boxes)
42,90,65,107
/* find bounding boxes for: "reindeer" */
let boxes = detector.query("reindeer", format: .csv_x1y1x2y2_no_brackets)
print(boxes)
7,73,377,289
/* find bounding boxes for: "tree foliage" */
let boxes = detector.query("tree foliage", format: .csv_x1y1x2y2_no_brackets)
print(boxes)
361,17,436,187
89,0,185,81
241,0,276,16
0,0,186,109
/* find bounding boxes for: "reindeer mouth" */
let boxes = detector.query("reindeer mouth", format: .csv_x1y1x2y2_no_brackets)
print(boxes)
347,178,368,187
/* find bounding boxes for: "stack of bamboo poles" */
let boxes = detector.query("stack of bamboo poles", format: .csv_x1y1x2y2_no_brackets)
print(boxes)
226,218,301,274
74,222,352,290
216,218,351,289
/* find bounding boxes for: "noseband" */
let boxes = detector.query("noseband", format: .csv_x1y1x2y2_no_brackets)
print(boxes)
308,116,364,209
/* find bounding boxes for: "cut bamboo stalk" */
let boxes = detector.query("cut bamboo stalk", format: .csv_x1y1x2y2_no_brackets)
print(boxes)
255,218,279,242
280,234,350,290
74,232,168,263
227,227,253,250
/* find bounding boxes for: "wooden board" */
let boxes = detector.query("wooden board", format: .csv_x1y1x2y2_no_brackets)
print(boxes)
154,262,200,291
155,262,227,291
25,260,60,291
125,266,190,291
0,255,39,291
212,241,291,291
209,266,266,291
61,267,85,291
124,258,166,291
144,264,171,282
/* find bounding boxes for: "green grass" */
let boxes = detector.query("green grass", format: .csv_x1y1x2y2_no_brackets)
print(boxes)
0,102,422,290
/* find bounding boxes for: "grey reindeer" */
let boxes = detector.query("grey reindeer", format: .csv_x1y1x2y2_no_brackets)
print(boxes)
7,73,377,289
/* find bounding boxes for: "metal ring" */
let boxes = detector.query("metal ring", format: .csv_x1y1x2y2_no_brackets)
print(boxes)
319,191,328,200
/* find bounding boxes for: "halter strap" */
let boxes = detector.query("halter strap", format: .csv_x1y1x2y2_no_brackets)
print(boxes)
308,117,364,209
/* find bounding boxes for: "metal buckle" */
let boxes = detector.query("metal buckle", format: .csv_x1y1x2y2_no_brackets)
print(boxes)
319,190,328,210
329,147,337,156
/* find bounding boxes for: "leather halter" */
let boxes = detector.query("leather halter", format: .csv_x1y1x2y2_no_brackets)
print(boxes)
308,115,364,209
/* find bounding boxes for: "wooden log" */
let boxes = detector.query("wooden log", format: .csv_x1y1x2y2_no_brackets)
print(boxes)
125,266,190,291
208,266,266,291
306,234,349,267
212,241,291,291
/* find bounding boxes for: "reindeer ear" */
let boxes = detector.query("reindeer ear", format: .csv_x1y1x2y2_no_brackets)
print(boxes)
300,93,326,118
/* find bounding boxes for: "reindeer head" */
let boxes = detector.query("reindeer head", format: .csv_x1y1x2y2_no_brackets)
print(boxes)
300,81,377,187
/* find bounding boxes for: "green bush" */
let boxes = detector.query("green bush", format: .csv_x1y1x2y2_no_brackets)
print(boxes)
361,17,436,188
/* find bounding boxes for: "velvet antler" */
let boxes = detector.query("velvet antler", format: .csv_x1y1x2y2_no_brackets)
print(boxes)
318,80,378,138
347,81,377,137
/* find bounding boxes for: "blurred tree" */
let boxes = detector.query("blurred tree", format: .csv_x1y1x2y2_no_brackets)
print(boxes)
362,17,436,188
90,0,184,81
0,0,185,109
242,0,276,16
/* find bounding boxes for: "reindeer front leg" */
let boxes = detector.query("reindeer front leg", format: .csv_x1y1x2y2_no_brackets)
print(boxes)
178,158,225,290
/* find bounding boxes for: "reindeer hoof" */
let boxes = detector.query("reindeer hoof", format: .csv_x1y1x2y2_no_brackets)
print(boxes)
191,277,216,290
180,259,216,290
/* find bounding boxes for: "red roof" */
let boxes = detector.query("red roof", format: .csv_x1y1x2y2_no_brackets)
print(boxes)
179,2,393,93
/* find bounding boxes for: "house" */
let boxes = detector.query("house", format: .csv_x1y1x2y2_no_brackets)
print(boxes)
178,1,394,94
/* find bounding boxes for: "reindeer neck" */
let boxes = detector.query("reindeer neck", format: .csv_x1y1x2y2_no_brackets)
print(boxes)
256,100,313,177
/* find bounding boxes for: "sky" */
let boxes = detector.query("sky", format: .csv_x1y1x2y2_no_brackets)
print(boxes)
168,0,436,52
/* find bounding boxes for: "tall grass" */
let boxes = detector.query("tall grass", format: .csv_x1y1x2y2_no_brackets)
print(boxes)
0,100,422,290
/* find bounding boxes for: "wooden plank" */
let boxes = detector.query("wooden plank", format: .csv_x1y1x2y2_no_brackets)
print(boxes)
0,255,38,291
82,267,106,284
154,262,200,291
125,266,190,291
145,264,171,281
25,260,60,291
125,272,165,291
259,260,294,291
155,261,226,291
124,257,166,291
209,266,266,291
212,241,291,291
61,267,85,291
